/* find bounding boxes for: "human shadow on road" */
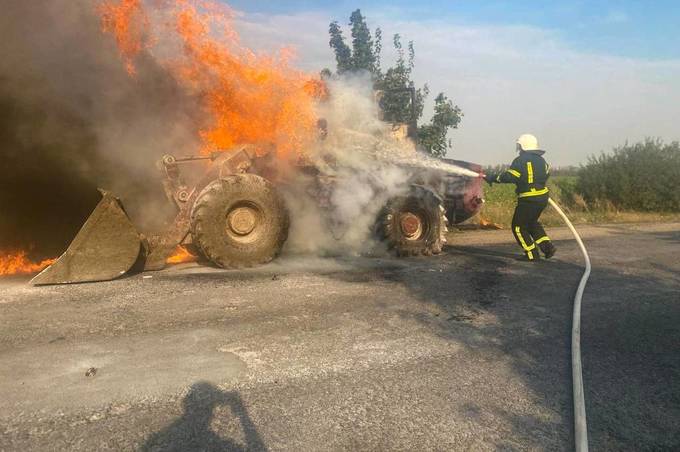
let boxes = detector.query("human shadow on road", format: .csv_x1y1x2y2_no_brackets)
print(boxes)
142,381,267,452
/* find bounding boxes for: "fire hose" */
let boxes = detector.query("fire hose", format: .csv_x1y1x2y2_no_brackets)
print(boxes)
548,197,590,452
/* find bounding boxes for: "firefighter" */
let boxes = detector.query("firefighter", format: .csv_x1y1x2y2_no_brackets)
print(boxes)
484,134,557,261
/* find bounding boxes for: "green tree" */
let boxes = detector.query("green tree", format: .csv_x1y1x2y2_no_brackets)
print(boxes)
375,35,427,124
373,27,383,74
327,11,463,158
329,10,380,74
349,10,378,73
417,93,463,157
329,21,352,73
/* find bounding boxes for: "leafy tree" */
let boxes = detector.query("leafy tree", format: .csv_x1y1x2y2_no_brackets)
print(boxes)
375,34,427,125
327,10,463,158
349,10,378,73
373,27,383,74
417,93,463,157
329,10,380,74
329,21,352,73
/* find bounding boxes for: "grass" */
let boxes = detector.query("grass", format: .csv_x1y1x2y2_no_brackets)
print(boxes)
480,176,680,227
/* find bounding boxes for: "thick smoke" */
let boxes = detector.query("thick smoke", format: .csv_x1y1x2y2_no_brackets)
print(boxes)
0,0,201,257
0,1,476,262
283,74,479,256
282,75,411,255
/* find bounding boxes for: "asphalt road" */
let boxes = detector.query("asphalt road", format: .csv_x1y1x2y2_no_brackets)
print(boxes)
1,222,679,451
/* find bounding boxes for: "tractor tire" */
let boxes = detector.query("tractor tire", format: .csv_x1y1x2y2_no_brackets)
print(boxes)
376,186,448,257
190,174,289,268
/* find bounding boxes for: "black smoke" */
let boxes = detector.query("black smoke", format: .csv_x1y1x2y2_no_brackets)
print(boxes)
0,0,202,258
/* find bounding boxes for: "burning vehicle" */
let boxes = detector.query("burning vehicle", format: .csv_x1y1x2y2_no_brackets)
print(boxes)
31,140,484,285
0,0,483,285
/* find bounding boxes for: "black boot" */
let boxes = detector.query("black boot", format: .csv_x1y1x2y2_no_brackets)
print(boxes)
540,241,556,259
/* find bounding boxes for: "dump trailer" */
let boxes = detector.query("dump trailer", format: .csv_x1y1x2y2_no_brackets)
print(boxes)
30,145,484,285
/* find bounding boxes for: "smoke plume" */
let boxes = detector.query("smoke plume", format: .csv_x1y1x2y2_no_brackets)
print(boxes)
0,0,201,257
283,74,479,256
282,74,412,255
0,0,476,264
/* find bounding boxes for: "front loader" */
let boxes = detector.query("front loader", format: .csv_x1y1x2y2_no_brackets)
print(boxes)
31,146,289,285
32,144,484,285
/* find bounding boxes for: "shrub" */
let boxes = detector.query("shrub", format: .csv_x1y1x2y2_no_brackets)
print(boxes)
551,176,580,208
577,139,680,212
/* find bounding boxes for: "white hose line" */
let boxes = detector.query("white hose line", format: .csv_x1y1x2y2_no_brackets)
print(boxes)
548,197,591,452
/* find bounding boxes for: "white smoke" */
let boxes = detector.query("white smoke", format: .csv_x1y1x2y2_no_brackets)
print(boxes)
316,74,479,177
282,73,477,257
281,74,406,255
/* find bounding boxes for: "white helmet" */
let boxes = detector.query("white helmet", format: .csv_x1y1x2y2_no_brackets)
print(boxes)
516,134,540,152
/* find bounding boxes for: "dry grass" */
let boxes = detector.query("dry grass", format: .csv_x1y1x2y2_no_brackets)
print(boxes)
479,179,680,228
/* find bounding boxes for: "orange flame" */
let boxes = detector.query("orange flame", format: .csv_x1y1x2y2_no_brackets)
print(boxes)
166,246,197,264
479,217,503,230
100,0,149,75
0,251,56,276
100,0,319,159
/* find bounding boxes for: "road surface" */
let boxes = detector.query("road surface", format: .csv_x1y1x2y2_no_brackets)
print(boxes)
1,222,679,451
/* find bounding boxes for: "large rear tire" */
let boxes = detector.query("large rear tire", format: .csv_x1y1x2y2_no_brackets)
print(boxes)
376,186,447,256
190,174,289,268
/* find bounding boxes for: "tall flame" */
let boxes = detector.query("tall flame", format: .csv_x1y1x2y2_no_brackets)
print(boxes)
100,0,319,158
0,251,56,276
100,0,149,75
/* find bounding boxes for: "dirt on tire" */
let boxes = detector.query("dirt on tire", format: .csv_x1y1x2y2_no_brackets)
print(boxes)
190,174,289,268
376,185,448,256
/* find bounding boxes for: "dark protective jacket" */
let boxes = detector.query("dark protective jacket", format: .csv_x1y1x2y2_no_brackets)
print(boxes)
494,150,550,201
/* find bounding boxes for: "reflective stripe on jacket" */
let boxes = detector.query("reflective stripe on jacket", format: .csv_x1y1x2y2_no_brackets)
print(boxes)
495,151,550,200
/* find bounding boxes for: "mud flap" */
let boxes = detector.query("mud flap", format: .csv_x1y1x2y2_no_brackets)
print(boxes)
31,190,142,285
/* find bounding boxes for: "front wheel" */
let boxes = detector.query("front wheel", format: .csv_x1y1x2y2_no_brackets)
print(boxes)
190,174,289,268
376,186,447,256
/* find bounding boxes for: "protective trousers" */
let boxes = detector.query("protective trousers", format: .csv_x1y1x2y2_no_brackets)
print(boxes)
511,198,551,261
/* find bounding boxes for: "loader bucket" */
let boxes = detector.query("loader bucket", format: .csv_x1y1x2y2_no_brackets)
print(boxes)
31,190,142,285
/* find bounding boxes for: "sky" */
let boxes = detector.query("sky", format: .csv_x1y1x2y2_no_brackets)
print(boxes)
226,1,680,166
